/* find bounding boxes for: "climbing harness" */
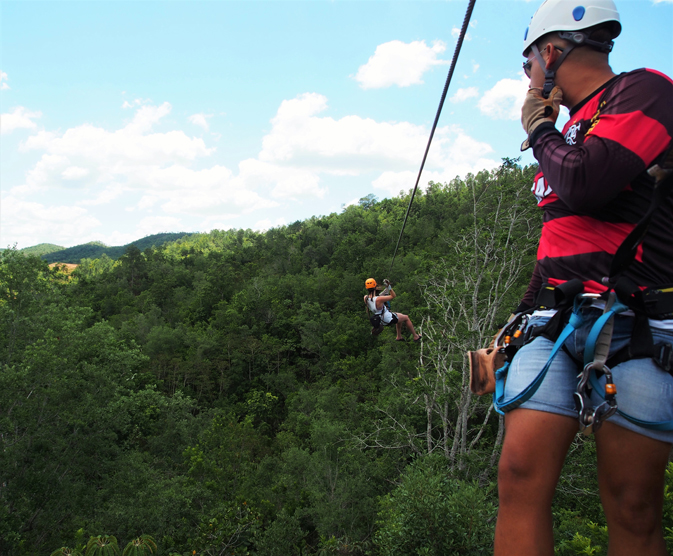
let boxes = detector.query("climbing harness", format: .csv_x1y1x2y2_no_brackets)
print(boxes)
389,0,476,273
494,146,673,434
494,282,673,433
366,278,397,332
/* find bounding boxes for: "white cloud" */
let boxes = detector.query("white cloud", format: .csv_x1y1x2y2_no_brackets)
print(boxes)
7,93,499,247
478,74,529,120
1,196,101,248
1,106,42,134
472,63,480,73
62,166,90,180
78,185,125,206
261,93,431,168
121,98,150,109
371,129,498,195
652,0,671,3
188,113,212,131
136,163,279,215
20,102,213,193
260,92,497,176
450,87,479,103
259,92,497,197
354,40,448,89
1,71,9,90
137,195,160,210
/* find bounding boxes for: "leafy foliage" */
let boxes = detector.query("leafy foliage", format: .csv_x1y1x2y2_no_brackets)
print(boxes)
50,548,83,556
4,161,647,556
375,454,497,555
121,535,157,556
85,536,120,556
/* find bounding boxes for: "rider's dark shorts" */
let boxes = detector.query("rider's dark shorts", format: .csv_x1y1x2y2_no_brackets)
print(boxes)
503,306,673,444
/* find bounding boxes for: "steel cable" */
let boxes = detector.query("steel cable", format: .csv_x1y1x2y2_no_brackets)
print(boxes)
389,0,477,273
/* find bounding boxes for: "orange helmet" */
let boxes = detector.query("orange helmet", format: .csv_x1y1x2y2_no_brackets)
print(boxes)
365,278,377,289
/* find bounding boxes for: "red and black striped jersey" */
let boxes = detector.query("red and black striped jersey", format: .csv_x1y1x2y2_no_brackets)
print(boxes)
520,68,673,309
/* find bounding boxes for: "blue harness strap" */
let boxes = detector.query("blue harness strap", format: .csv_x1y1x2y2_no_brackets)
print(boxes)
493,298,588,415
494,292,673,430
584,300,673,431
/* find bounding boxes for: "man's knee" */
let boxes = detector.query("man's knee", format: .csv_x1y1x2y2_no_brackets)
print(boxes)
498,425,571,508
497,449,544,504
603,486,662,537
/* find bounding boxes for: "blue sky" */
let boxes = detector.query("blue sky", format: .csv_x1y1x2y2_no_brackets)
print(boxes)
2,0,672,249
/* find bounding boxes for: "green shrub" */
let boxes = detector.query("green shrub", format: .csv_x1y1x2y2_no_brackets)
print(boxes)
85,536,120,556
374,455,496,555
553,509,607,556
253,510,306,556
122,535,157,556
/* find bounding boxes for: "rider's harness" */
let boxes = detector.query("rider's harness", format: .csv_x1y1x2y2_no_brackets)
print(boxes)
494,146,673,434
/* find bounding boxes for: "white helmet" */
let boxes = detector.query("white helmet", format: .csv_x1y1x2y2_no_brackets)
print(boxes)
523,0,621,56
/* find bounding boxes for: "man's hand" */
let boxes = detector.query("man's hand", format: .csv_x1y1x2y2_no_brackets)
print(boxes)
521,86,563,151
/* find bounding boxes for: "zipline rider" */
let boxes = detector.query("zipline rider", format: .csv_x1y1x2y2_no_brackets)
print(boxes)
494,1,673,555
364,278,421,341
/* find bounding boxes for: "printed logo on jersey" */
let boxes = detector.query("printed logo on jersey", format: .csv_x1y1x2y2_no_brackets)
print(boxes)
532,174,552,203
565,122,581,145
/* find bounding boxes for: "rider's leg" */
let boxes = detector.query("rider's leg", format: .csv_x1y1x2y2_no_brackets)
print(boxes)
395,313,420,340
595,423,670,556
495,408,578,556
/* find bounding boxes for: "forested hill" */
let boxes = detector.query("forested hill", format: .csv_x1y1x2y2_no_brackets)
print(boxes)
38,232,193,263
4,160,669,556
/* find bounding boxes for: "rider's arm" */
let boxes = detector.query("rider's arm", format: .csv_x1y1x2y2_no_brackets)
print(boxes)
376,289,397,309
376,289,396,309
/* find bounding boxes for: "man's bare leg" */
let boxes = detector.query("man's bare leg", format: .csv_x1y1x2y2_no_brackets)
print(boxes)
495,408,578,556
595,422,670,556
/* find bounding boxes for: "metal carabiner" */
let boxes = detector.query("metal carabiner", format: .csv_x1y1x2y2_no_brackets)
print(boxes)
575,363,618,435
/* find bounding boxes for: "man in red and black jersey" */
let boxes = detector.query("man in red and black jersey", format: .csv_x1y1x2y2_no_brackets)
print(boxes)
494,1,673,555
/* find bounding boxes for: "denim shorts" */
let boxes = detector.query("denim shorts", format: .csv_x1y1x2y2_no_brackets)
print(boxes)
504,307,673,443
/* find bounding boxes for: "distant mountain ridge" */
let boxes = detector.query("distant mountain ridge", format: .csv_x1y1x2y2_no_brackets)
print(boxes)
35,232,193,264
19,243,66,257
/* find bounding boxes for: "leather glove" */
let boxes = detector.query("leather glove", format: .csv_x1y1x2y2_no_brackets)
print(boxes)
521,86,563,151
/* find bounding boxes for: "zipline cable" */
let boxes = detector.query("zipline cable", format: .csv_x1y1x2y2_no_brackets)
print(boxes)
389,0,477,274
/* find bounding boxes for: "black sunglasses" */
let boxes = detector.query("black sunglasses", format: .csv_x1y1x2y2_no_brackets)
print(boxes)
523,46,564,78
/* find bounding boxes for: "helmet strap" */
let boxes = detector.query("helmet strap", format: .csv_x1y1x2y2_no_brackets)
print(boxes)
531,43,575,98
557,31,614,53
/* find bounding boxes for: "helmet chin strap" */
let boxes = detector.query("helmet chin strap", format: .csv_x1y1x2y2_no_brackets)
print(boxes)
531,43,575,98
531,31,615,99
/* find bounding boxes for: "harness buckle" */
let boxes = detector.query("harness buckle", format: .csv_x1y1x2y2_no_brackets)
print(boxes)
655,342,673,373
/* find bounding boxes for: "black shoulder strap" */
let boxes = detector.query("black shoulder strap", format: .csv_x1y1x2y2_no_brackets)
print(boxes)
607,145,673,286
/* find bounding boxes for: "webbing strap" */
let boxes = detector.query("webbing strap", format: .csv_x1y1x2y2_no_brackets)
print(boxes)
494,308,585,415
585,302,673,431
607,148,673,284
587,371,673,431
582,297,628,367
